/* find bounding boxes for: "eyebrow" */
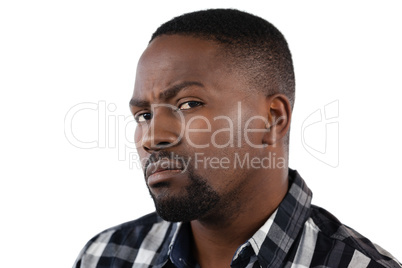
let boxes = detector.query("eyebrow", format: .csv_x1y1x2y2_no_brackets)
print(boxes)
129,81,204,107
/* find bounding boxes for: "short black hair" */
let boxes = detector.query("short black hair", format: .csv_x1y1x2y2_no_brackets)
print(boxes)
151,8,295,109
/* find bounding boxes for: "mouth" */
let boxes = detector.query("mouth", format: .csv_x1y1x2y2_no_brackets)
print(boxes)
146,159,184,187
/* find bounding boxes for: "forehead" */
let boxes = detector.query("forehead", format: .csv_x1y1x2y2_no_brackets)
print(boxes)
141,35,221,66
133,35,235,100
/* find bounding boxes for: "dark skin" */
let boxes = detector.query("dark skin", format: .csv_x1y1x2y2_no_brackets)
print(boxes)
130,35,291,267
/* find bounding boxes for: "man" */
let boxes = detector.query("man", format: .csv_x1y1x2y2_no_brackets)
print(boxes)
74,9,401,268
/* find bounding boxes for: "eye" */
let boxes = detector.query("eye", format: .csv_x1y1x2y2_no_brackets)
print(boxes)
178,101,202,110
135,112,152,123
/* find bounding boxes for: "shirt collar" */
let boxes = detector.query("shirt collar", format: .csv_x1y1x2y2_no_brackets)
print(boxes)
251,169,312,267
168,222,198,268
165,169,312,267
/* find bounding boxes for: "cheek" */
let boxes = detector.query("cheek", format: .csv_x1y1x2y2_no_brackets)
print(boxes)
184,113,240,149
209,118,235,148
134,125,149,168
134,124,147,148
240,117,267,149
184,116,214,148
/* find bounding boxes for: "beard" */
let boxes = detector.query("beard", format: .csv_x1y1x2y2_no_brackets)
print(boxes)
145,151,220,222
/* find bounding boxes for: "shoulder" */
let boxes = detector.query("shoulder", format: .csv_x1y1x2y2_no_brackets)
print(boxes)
73,212,178,268
305,205,401,268
85,212,169,246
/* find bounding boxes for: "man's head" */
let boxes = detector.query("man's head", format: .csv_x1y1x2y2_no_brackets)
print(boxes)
130,9,294,223
151,9,295,109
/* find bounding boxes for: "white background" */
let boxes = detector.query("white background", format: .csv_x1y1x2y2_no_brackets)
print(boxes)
1,0,401,266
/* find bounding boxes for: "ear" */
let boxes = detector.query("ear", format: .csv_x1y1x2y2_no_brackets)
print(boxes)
262,94,292,146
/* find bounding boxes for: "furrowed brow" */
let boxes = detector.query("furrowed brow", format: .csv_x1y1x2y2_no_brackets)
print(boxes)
129,99,149,108
159,81,204,100
129,81,204,108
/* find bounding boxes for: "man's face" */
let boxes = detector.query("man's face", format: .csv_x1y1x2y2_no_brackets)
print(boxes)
130,35,271,222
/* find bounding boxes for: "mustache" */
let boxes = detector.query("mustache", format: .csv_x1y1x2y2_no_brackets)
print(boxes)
143,151,189,177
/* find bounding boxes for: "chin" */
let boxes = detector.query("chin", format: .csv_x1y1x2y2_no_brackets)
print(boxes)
152,192,220,223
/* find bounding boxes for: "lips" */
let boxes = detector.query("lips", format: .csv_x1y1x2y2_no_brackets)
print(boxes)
145,159,184,186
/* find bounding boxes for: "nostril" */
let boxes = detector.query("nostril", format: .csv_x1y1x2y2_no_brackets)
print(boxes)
156,142,171,148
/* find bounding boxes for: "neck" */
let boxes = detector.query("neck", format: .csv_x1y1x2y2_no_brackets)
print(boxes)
190,168,289,267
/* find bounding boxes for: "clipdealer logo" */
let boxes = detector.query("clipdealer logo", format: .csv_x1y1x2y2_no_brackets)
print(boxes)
64,100,340,169
64,101,137,161
301,100,339,168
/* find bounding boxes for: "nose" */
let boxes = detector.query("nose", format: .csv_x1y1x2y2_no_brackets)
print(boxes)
140,106,181,152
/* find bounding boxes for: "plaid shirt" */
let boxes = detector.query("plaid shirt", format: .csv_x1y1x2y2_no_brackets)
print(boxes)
74,170,401,268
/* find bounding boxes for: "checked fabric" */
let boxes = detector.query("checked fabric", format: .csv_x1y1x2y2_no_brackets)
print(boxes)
74,170,401,268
